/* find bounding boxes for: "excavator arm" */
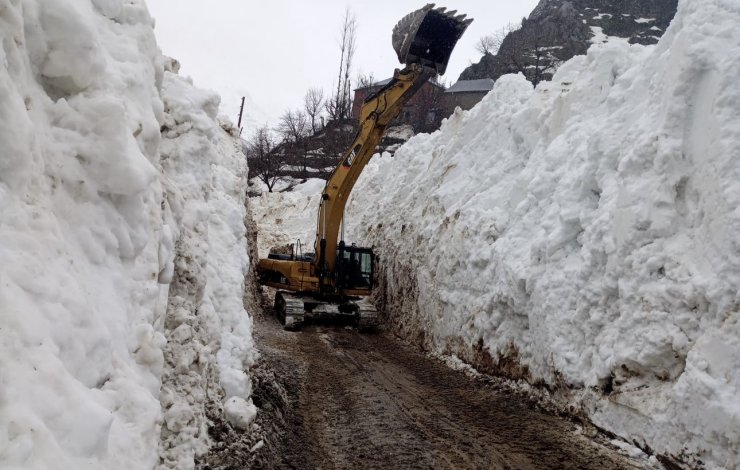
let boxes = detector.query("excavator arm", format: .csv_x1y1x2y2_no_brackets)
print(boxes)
313,64,435,281
311,4,474,290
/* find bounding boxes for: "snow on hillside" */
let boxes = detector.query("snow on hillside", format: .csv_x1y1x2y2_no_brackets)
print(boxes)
0,1,255,469
346,0,740,467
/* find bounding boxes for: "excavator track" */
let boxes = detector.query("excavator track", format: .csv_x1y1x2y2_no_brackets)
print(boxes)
274,291,378,332
355,299,379,331
275,291,305,331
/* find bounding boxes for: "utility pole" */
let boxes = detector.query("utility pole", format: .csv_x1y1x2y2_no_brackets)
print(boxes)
237,96,245,135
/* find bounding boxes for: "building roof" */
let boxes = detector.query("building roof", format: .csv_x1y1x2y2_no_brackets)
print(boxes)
354,77,445,91
353,78,392,91
371,78,393,87
444,78,495,94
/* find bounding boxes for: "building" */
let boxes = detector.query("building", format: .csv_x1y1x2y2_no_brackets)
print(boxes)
351,78,446,131
350,78,495,135
443,78,495,112
351,79,392,119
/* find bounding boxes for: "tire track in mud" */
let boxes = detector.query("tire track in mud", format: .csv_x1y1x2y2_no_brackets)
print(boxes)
252,313,654,470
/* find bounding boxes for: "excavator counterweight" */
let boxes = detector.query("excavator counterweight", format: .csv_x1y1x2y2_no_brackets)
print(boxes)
257,5,471,330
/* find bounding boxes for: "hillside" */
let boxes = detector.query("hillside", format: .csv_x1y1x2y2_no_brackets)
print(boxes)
460,0,678,83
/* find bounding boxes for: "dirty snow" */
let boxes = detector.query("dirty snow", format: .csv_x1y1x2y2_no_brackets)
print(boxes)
386,124,415,141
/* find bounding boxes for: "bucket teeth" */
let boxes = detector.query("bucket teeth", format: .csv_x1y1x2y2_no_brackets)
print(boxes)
392,4,473,75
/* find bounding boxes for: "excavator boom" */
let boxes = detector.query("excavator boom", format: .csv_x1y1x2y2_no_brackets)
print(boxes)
314,64,432,282
314,4,472,280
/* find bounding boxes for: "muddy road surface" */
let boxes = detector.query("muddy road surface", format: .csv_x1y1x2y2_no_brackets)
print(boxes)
244,312,653,470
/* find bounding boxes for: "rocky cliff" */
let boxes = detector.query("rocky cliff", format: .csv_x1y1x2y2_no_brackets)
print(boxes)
460,0,678,83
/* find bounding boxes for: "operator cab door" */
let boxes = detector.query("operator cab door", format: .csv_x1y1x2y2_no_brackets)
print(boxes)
336,245,374,290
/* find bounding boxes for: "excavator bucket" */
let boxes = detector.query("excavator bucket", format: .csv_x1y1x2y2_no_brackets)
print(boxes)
392,4,473,75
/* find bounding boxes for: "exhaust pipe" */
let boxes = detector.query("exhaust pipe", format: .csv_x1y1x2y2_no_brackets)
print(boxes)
392,4,473,75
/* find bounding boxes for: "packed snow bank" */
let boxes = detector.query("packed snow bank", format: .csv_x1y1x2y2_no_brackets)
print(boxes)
157,64,256,469
347,0,740,467
0,1,166,468
0,1,255,469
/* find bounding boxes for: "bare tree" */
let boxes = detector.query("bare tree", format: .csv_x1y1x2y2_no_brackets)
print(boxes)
356,72,376,89
304,88,324,134
475,35,498,55
245,126,284,192
277,109,309,143
506,21,563,86
326,8,357,121
477,22,520,56
321,120,358,170
277,109,310,177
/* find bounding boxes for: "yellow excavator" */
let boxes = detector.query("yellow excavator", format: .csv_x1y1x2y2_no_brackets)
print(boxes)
257,4,472,330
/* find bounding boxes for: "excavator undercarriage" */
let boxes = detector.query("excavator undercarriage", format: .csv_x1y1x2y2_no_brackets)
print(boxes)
257,4,471,331
274,291,378,332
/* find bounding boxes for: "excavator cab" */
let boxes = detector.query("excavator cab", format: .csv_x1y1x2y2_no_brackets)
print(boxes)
335,243,374,291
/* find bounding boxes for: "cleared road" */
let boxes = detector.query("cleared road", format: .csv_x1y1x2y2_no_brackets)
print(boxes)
235,311,654,470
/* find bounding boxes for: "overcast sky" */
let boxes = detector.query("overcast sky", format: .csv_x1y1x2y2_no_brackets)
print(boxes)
145,0,540,130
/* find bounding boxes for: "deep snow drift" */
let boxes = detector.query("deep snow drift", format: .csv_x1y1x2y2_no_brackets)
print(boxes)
342,0,739,467
0,1,255,469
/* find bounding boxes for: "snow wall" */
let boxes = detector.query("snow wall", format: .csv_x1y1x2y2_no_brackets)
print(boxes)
0,1,255,469
347,0,739,467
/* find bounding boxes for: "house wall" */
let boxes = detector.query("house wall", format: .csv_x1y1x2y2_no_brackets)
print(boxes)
443,91,489,112
351,82,443,121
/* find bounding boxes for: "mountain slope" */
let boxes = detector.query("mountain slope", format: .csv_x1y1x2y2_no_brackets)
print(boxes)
460,0,678,83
